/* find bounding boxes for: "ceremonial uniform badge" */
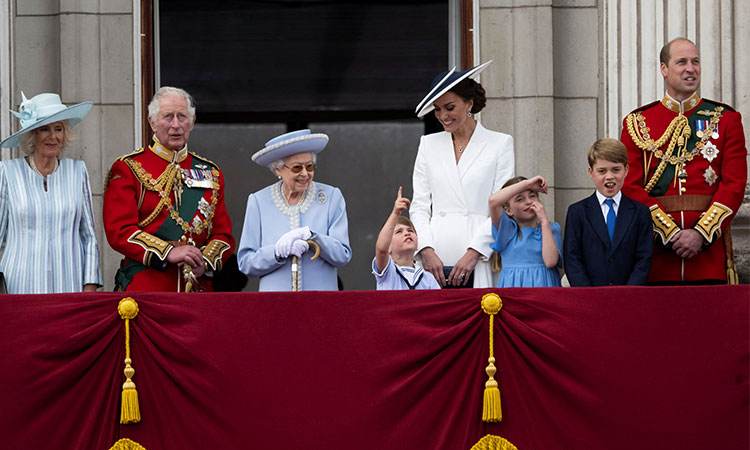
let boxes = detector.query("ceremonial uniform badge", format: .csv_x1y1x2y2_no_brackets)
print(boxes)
700,141,719,162
703,166,717,186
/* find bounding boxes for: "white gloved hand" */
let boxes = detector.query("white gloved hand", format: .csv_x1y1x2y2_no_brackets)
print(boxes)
290,239,310,258
274,226,313,259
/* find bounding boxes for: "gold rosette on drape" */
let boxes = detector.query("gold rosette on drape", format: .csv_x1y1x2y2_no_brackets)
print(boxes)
470,434,519,450
109,438,147,450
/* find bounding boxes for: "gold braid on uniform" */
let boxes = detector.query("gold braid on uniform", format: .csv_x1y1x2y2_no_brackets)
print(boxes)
626,113,689,193
123,159,219,236
626,106,724,193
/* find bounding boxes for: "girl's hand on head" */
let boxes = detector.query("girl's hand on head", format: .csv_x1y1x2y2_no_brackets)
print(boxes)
393,186,411,215
527,176,548,195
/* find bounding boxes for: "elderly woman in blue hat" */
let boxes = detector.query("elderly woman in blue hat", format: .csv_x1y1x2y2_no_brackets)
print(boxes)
237,129,352,291
411,61,515,288
0,92,102,293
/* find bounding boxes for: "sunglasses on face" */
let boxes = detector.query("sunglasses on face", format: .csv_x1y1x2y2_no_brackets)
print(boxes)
284,162,316,173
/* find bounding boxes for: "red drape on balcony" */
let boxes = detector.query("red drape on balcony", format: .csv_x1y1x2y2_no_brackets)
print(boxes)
0,286,747,450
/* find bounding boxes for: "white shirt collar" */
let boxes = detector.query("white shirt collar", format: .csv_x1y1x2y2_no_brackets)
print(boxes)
595,190,622,206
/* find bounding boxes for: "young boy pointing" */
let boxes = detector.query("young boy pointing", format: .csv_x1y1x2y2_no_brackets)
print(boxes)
373,187,440,290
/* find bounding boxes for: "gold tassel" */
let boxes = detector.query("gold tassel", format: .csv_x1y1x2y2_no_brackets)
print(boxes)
118,297,141,424
724,229,738,285
726,260,738,285
481,293,503,423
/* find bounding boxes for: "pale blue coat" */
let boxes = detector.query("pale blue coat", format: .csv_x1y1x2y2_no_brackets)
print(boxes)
0,157,102,293
238,181,351,291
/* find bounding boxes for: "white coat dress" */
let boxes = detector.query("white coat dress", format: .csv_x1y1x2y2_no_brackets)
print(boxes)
410,122,514,287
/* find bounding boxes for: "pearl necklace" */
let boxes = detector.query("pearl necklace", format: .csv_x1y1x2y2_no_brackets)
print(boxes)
28,155,58,178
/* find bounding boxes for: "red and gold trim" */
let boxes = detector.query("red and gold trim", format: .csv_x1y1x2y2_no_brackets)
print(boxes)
202,239,231,272
661,91,700,114
127,230,173,266
694,202,732,244
650,205,679,245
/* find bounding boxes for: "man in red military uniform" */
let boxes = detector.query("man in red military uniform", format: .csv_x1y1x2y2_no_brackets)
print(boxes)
621,38,747,284
104,87,234,291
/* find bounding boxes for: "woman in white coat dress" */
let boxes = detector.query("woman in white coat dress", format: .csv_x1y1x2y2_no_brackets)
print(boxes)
411,61,514,288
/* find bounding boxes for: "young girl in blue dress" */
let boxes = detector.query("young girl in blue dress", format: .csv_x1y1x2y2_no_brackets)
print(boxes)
488,176,562,287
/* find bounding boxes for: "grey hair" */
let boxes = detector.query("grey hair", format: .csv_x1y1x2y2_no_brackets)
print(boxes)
20,120,76,155
267,152,317,176
148,86,196,123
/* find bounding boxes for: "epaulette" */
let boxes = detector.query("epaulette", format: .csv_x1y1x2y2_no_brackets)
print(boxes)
190,151,220,169
701,98,737,112
105,148,146,191
115,147,146,162
627,100,660,115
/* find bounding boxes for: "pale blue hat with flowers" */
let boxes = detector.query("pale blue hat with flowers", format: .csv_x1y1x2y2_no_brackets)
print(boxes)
0,92,93,148
252,129,329,167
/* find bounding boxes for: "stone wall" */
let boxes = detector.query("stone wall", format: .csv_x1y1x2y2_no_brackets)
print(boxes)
2,0,747,288
478,0,750,281
7,0,135,289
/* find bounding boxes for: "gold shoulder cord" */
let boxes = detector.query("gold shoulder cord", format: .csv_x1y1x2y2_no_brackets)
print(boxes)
124,159,182,228
626,106,724,193
625,113,690,193
123,159,219,236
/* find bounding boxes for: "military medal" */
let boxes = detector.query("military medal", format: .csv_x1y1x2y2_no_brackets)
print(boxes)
695,120,708,138
182,168,218,189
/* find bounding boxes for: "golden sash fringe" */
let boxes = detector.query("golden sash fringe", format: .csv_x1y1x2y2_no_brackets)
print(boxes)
481,293,503,423
118,297,141,424
470,434,519,450
109,438,147,450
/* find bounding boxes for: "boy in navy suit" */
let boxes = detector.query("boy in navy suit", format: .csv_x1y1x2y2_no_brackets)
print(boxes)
564,139,652,286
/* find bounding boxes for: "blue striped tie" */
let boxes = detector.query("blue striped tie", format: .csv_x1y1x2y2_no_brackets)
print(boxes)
604,198,616,241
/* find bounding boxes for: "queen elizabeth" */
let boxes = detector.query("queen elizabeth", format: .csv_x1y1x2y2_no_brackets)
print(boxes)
237,129,352,291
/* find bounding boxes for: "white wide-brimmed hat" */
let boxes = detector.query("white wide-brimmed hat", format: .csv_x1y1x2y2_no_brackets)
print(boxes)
415,60,493,118
0,92,93,148
252,129,329,167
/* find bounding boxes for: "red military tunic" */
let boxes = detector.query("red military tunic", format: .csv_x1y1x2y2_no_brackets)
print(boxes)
621,92,747,282
104,139,234,291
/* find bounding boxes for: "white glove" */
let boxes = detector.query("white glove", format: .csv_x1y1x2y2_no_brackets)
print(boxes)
290,239,310,258
274,226,312,259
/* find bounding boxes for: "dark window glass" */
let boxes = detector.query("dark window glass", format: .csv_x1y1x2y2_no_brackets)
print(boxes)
159,0,448,120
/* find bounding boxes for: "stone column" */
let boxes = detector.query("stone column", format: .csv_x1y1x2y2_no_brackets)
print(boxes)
478,0,556,218
551,0,600,223
11,0,136,289
602,0,750,281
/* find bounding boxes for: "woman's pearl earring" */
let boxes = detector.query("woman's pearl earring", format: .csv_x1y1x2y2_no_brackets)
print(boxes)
467,111,472,118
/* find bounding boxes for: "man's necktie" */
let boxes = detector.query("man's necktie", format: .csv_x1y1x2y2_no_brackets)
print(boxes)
604,198,616,241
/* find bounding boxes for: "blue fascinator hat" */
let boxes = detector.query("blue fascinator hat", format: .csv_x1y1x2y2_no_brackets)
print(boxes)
0,92,93,148
415,60,493,118
252,129,329,167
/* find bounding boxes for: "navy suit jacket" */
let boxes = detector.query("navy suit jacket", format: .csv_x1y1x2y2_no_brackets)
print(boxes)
563,192,653,286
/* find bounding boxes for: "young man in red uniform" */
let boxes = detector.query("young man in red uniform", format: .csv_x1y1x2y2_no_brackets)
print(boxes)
620,38,747,284
104,87,234,291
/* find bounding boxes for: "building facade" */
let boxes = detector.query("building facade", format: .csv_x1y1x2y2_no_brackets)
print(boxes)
1,0,747,289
